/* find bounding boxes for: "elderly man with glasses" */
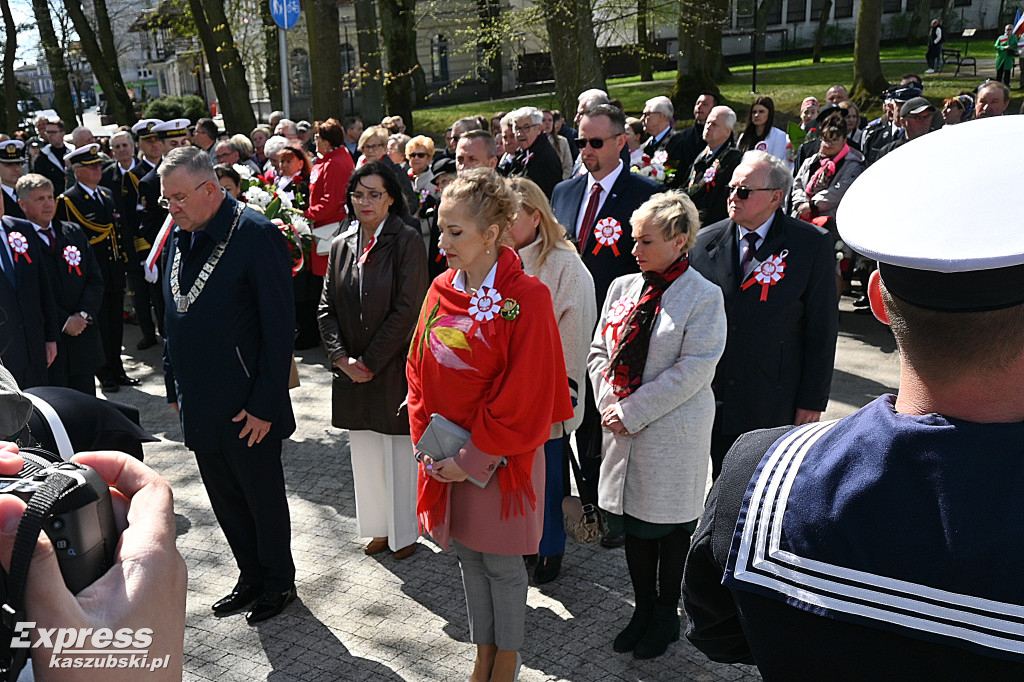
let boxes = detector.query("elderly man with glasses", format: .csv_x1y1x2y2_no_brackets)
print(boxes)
689,150,838,481
641,96,687,188
159,146,298,625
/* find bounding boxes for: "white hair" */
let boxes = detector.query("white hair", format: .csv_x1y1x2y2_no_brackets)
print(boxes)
645,96,674,118
740,150,793,197
577,88,609,107
263,135,290,160
511,106,543,126
710,105,737,130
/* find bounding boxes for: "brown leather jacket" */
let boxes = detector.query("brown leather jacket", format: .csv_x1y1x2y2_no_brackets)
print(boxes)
318,213,429,434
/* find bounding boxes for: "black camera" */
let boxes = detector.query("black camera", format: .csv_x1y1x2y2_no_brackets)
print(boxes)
2,449,117,594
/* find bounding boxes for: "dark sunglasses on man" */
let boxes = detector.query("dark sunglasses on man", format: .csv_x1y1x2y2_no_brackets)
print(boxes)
576,134,622,150
728,185,777,200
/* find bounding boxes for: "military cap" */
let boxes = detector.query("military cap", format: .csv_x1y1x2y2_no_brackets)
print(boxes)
152,119,190,139
0,140,25,163
64,143,103,166
132,118,164,140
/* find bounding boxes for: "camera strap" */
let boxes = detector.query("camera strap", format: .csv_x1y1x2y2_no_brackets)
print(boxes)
0,472,79,682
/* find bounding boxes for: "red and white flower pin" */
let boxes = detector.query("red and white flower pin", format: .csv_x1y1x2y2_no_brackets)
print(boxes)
62,245,82,275
467,285,503,336
592,217,623,257
603,294,636,342
652,150,668,165
7,232,30,263
702,165,718,184
741,249,788,301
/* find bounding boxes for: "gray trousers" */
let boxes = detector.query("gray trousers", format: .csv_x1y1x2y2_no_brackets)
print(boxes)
454,541,528,650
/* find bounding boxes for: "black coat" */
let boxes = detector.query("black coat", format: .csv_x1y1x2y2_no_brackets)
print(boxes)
689,211,838,436
675,124,706,185
318,214,428,434
0,217,60,388
136,163,167,260
162,195,296,451
33,145,71,193
55,183,127,291
551,168,664,310
2,188,25,220
642,127,688,188
509,133,564,199
685,142,743,226
100,161,146,260
25,219,105,383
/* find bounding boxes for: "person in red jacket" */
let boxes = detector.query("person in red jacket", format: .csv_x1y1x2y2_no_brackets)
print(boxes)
305,118,355,278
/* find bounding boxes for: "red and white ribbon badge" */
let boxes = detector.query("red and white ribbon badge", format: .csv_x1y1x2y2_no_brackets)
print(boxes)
592,218,623,257
7,232,30,263
741,249,788,302
603,294,636,343
467,285,503,336
435,246,446,263
62,245,82,275
359,235,376,264
702,165,717,184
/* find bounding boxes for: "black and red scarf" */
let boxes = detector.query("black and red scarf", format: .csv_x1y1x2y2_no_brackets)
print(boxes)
604,256,689,397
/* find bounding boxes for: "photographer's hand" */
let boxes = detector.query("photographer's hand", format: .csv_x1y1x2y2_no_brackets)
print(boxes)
0,450,186,682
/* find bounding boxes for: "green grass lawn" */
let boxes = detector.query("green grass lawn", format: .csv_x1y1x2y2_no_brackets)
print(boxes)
412,43,1008,136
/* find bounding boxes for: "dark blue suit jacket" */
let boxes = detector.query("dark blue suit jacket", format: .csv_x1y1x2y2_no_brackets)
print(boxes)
689,211,838,435
551,167,664,310
163,194,296,451
0,217,59,388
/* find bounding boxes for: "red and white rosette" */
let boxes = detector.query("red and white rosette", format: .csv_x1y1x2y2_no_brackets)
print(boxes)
702,165,717,184
467,285,503,336
755,141,768,152
603,293,636,343
62,245,82,275
591,217,623,257
653,150,669,165
741,249,788,302
7,232,30,263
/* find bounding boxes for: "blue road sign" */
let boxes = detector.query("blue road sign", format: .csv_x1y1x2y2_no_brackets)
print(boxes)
270,0,300,30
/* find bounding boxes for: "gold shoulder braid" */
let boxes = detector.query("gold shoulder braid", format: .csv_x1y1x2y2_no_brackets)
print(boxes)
60,195,125,262
170,201,244,314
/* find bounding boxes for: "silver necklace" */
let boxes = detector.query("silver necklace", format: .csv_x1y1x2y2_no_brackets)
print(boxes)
170,202,244,314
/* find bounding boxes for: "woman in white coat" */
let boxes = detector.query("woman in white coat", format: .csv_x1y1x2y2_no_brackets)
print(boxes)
589,191,726,660
736,95,792,170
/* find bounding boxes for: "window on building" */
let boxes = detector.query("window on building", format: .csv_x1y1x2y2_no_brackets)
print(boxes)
835,0,854,18
431,34,449,84
810,0,830,21
290,48,311,99
787,0,808,23
883,0,902,13
766,0,783,24
736,0,755,28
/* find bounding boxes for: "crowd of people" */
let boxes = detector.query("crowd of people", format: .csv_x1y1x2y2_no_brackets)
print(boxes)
0,67,1020,680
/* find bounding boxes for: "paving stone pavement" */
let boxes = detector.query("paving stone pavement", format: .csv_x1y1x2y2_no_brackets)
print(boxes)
109,298,897,682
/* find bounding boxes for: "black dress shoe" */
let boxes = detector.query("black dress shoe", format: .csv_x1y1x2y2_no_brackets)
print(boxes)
117,374,141,386
100,380,119,392
601,532,626,549
137,336,158,350
534,553,562,584
246,586,297,624
212,583,263,615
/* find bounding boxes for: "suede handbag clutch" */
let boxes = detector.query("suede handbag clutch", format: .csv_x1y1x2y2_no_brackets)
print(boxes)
415,413,492,489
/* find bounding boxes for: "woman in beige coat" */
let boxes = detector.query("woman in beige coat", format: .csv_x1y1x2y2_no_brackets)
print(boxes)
589,191,726,660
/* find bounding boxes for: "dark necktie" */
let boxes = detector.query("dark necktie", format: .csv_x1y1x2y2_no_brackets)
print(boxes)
740,232,760,273
577,183,603,254
42,226,58,254
0,237,16,288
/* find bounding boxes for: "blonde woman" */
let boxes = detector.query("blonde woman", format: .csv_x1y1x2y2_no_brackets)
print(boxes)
406,135,436,214
507,177,597,584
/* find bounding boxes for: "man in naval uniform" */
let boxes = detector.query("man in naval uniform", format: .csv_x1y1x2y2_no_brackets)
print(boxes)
0,140,27,219
683,117,1024,678
160,146,296,624
54,144,137,392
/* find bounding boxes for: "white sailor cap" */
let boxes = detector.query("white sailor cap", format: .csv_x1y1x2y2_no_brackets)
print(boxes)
64,143,103,166
837,116,1024,312
152,118,190,139
132,118,164,139
0,140,25,163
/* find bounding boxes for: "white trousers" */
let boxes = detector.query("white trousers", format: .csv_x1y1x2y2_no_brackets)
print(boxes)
349,430,419,551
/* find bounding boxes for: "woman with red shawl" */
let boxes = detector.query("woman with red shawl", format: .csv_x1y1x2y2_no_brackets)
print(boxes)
407,169,572,682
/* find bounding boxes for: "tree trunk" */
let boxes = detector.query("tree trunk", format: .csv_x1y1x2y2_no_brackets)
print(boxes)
637,0,652,81
907,0,931,44
541,0,606,120
354,0,386,123
379,0,423,130
61,0,135,124
754,0,782,61
29,0,76,125
0,0,19,131
306,0,344,121
475,0,503,99
196,0,255,132
671,0,727,113
850,0,889,104
260,1,282,112
812,0,833,62
186,0,228,113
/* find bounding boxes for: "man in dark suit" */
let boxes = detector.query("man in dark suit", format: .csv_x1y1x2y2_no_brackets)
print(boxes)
0,140,27,219
641,96,687,187
0,181,59,389
508,106,564,198
54,144,136,392
17,173,105,395
551,103,663,548
33,118,72,193
689,150,838,479
685,105,743,227
676,92,718,183
160,146,296,624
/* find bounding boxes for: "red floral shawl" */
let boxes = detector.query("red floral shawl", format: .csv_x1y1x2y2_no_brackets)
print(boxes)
408,247,574,533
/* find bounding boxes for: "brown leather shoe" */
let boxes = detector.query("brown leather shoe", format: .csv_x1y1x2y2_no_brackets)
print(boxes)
364,538,389,555
392,543,416,560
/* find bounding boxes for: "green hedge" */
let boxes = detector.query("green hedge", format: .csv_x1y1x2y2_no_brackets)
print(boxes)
143,95,209,123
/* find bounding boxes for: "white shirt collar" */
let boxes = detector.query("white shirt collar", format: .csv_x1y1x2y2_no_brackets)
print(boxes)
586,160,623,197
452,258,498,293
1,184,14,198
737,213,776,244
77,182,98,199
